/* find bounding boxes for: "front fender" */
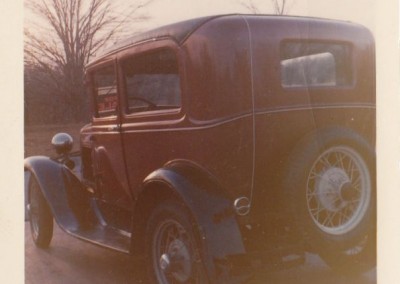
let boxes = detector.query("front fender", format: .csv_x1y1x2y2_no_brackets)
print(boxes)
143,160,246,281
24,156,88,231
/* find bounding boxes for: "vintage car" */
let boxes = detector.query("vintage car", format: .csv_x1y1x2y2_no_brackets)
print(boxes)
25,14,376,283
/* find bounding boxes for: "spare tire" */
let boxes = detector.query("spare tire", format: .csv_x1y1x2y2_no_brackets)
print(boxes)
283,127,376,272
319,232,376,275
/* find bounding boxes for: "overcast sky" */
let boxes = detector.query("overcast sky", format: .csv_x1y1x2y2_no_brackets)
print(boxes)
131,0,377,34
24,0,377,36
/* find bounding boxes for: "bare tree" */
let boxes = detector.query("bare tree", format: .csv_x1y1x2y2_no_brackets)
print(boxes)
241,0,261,14
271,0,288,15
240,0,292,15
24,0,153,122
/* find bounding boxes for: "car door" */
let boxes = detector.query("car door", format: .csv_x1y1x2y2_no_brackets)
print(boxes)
87,60,132,213
117,42,186,196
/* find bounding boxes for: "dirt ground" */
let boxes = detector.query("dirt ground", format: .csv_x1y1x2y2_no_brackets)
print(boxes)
24,122,87,157
24,124,376,283
25,222,376,284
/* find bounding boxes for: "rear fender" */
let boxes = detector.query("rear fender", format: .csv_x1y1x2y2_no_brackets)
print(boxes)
141,160,246,281
24,156,89,231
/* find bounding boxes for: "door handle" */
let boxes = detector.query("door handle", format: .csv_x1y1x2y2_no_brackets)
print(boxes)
107,126,120,131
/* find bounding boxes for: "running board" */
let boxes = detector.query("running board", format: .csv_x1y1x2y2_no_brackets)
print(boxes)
63,224,131,254
27,191,132,253
56,198,132,254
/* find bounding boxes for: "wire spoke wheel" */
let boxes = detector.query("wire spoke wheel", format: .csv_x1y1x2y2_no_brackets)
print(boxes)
306,146,371,235
154,220,195,283
147,201,206,284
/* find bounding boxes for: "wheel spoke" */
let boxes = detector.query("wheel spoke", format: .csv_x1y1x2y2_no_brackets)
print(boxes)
310,203,324,221
308,167,324,181
321,211,330,226
306,186,317,199
333,152,345,169
351,175,362,190
320,155,332,168
347,158,359,181
338,209,346,225
339,206,350,224
306,146,371,235
322,210,335,227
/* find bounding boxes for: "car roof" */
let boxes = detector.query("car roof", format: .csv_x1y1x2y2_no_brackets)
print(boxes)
94,15,220,60
89,14,362,65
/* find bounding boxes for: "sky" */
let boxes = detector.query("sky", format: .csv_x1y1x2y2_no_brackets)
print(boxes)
22,0,380,71
121,0,377,35
1,0,400,282
49,0,378,54
24,0,377,37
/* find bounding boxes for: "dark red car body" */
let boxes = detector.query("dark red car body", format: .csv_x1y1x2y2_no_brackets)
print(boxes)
25,14,376,282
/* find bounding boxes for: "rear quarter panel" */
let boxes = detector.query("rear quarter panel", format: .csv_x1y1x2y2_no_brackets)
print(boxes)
246,17,375,219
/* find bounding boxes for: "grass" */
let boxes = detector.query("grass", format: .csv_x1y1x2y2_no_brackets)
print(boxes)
24,122,87,157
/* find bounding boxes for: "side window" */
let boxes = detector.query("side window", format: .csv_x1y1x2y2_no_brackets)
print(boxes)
122,49,181,114
281,42,352,88
92,64,118,118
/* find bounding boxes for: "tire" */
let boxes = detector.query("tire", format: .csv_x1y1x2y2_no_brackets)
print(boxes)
146,200,208,284
319,232,376,275
283,128,376,271
28,175,53,248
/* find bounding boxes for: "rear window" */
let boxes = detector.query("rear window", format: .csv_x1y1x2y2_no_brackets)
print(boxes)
281,42,352,88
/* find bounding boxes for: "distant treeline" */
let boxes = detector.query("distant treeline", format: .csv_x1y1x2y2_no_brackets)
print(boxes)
24,63,90,125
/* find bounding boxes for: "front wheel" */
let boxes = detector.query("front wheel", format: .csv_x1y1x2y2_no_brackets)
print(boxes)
28,175,53,248
146,200,208,284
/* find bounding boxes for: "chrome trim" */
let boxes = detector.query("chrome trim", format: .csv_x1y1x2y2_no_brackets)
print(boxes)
118,103,374,134
242,15,256,211
233,197,251,216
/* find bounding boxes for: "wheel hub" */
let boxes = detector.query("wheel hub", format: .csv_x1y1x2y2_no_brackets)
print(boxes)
316,167,350,212
160,254,170,271
159,239,192,282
